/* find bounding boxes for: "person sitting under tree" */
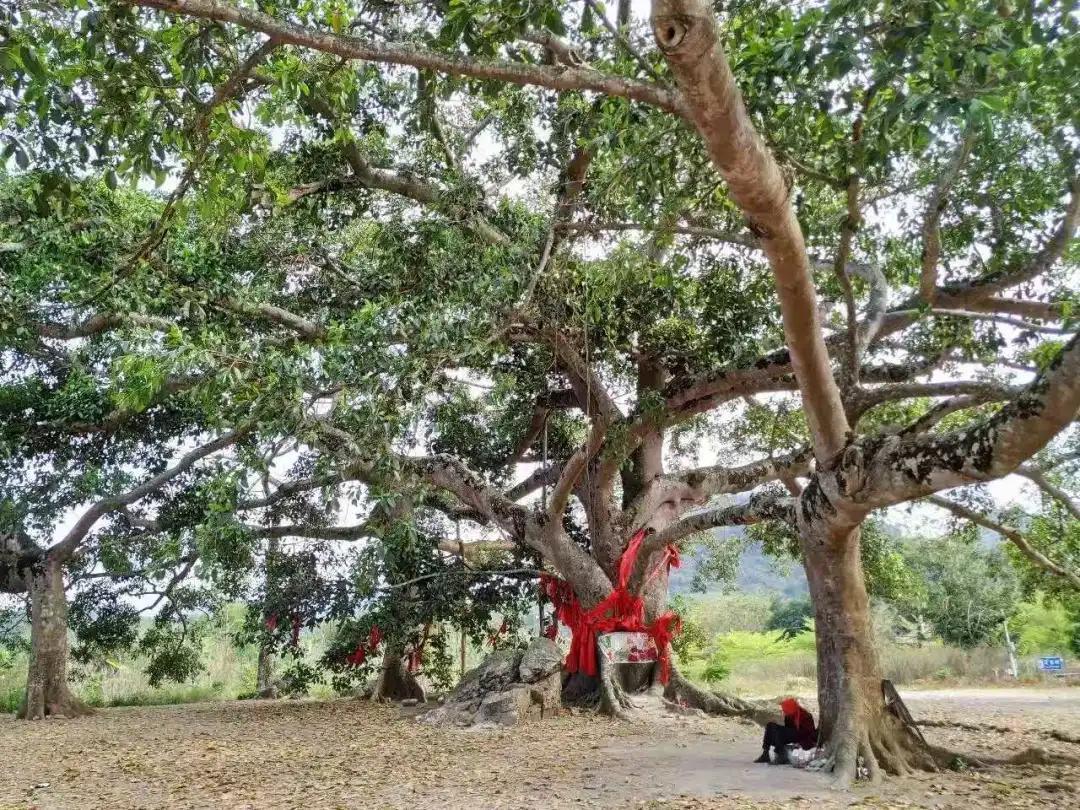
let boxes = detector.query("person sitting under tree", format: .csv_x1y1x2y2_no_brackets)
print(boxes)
755,698,818,764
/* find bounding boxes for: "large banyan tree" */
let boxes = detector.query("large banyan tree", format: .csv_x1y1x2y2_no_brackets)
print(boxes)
3,0,1078,783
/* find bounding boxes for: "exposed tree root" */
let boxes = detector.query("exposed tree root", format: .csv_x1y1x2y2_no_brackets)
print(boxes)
17,688,93,721
919,718,1080,747
824,711,1078,788
664,669,775,725
598,652,639,719
980,747,1078,767
1047,729,1080,746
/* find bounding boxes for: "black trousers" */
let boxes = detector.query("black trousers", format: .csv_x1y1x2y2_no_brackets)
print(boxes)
762,722,800,751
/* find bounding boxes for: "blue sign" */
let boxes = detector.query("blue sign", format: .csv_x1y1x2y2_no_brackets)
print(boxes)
1038,656,1065,672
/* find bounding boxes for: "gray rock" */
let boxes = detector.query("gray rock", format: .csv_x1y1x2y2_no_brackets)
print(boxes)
420,645,562,728
518,637,563,683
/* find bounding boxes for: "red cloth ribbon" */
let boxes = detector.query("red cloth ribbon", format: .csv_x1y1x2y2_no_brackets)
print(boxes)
265,614,278,632
346,624,384,669
541,529,682,684
407,624,431,673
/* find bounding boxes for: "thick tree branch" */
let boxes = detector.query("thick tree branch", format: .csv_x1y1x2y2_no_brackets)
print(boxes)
543,325,622,425
236,471,347,511
522,30,586,67
246,521,514,558
651,0,849,464
853,260,890,358
133,0,686,115
903,395,999,434
503,464,563,503
846,333,1080,510
33,312,176,340
910,175,1079,304
402,454,530,540
919,126,976,304
849,380,1020,421
627,447,812,534
928,495,1080,590
547,422,606,519
834,174,862,384
644,492,794,553
887,307,1070,335
1015,465,1080,522
50,427,249,561
641,448,811,516
303,95,510,246
216,298,327,340
559,220,759,248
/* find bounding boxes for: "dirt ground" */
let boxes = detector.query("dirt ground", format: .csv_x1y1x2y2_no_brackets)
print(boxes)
0,688,1077,809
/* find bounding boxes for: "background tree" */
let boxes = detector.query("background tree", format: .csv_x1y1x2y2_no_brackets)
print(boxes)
894,525,1020,649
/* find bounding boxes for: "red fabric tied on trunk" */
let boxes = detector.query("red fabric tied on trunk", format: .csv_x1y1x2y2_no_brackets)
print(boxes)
540,529,682,685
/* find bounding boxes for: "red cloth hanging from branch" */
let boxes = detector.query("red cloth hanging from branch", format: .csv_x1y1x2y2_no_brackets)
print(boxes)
540,529,682,684
345,645,366,667
345,624,384,669
407,623,431,673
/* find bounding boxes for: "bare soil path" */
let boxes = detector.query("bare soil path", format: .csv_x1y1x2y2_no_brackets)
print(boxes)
0,688,1077,809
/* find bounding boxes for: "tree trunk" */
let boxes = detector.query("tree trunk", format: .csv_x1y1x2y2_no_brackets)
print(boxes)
256,642,276,698
801,523,935,784
371,646,425,703
18,560,91,720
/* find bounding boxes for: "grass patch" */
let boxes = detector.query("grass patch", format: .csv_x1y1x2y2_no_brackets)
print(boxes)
679,627,1049,697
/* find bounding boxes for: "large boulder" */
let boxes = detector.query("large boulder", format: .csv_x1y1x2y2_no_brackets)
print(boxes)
518,637,562,683
420,639,562,728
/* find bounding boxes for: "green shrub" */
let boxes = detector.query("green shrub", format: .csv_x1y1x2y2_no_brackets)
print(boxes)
765,598,813,638
682,593,775,636
1013,594,1072,655
701,650,730,684
0,684,21,714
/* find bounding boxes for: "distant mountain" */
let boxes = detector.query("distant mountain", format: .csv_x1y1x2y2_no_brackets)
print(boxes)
667,514,1003,599
668,525,808,598
734,542,809,597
